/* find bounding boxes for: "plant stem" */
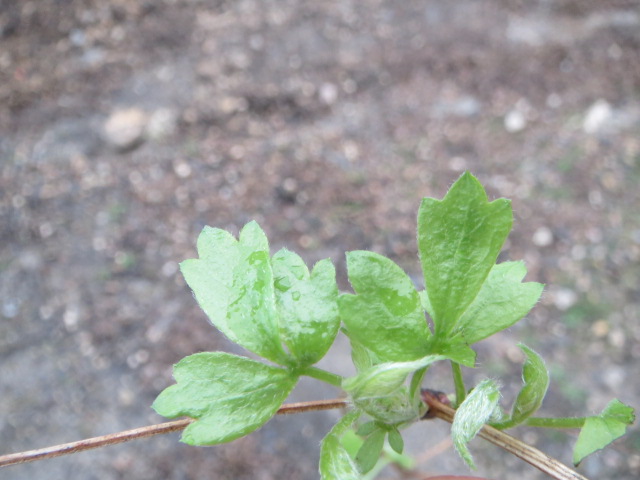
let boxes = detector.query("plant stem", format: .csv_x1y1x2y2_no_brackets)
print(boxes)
525,417,586,429
450,361,466,407
0,398,348,468
421,390,590,480
302,366,343,387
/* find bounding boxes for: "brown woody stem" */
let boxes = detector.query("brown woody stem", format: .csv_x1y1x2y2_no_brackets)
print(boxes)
421,390,589,480
0,398,348,468
0,393,592,480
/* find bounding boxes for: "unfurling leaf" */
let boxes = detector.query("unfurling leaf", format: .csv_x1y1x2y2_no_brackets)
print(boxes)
343,355,446,400
355,387,421,425
451,379,501,468
320,410,362,480
573,399,635,465
493,344,549,429
348,334,378,372
152,352,296,445
343,355,445,425
418,172,512,337
510,344,549,425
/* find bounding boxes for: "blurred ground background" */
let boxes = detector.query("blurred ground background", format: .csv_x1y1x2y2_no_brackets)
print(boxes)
1,0,639,479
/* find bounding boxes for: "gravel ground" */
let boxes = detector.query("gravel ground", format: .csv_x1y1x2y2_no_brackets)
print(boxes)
1,1,639,479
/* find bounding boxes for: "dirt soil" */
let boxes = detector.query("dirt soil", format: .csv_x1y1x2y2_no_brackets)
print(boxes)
1,1,639,479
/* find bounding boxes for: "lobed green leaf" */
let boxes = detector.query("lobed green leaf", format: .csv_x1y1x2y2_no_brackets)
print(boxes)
573,399,635,465
152,352,296,445
418,172,512,337
340,251,432,362
272,249,339,366
180,222,288,364
451,379,501,468
181,222,339,367
455,262,543,344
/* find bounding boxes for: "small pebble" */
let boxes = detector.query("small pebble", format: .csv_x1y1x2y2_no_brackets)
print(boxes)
532,226,553,247
103,108,148,151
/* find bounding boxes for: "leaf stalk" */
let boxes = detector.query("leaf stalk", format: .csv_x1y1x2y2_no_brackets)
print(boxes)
524,417,586,429
451,361,467,407
301,366,344,387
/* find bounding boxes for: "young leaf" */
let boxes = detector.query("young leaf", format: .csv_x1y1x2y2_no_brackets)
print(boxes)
418,172,512,336
340,251,432,362
356,386,422,425
455,262,543,344
341,430,414,479
344,356,445,425
180,222,288,364
355,421,378,437
152,352,296,445
451,379,501,468
320,410,362,480
348,333,378,372
342,355,446,400
356,428,386,473
498,344,549,429
383,445,415,470
573,399,635,466
271,249,339,366
388,427,404,454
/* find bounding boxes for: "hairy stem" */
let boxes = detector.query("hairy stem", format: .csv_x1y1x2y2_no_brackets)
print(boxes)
0,398,348,468
450,361,466,407
525,417,586,429
302,366,343,387
421,390,589,480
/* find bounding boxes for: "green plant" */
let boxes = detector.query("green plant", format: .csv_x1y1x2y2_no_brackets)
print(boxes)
151,172,634,478
0,172,633,479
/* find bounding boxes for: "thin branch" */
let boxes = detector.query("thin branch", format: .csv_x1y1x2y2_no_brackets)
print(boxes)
421,390,589,480
0,392,595,480
0,398,348,468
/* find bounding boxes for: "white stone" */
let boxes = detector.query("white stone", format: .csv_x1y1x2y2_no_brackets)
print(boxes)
553,288,578,311
504,109,527,132
583,99,613,134
319,82,338,105
103,108,147,151
532,226,553,246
